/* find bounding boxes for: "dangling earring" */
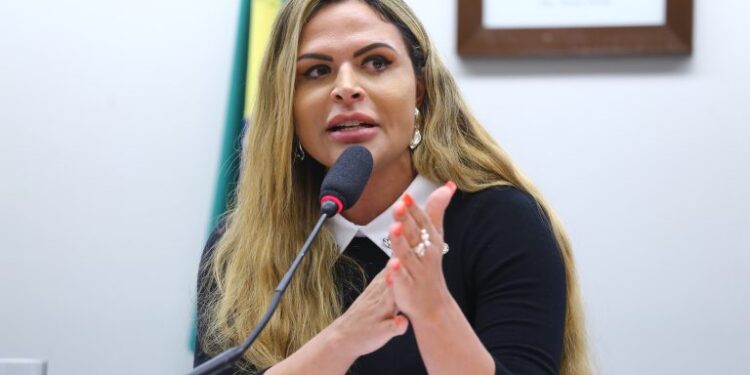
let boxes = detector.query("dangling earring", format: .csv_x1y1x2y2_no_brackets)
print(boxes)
409,128,422,150
295,139,306,160
409,108,422,150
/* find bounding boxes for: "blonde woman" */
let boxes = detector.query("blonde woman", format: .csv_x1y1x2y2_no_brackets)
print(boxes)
195,0,590,374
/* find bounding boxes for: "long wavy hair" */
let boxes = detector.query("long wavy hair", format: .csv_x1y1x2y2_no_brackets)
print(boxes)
200,0,591,373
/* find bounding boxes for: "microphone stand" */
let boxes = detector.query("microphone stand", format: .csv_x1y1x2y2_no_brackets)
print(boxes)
189,202,338,375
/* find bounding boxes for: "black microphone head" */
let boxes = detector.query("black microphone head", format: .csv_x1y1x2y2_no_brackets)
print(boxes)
319,145,373,216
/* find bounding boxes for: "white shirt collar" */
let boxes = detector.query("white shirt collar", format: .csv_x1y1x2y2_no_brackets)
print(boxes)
327,175,440,257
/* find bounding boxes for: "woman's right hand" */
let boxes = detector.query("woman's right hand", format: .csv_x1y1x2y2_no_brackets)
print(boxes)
326,269,409,358
266,270,407,375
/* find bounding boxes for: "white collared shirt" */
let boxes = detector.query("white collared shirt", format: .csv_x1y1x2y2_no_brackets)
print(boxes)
326,175,440,257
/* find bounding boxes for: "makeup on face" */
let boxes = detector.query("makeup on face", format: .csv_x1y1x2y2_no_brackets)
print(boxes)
292,0,422,177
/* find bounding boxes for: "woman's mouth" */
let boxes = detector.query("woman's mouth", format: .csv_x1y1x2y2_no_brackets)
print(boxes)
327,120,378,132
326,120,379,143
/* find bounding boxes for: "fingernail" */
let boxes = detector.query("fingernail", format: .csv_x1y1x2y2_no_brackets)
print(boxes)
446,181,457,193
389,258,401,271
402,193,414,207
390,222,403,237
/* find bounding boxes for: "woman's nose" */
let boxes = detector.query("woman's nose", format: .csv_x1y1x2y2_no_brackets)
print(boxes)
330,66,364,105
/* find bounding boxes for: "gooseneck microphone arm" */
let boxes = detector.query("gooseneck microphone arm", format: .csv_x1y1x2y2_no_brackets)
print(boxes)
189,203,337,375
189,146,372,375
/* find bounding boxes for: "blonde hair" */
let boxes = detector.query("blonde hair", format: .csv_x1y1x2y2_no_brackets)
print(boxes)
200,0,591,373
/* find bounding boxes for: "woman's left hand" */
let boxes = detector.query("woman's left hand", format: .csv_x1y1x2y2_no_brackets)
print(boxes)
386,181,457,321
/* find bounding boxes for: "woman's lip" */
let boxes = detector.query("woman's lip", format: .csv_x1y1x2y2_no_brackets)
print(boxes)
327,126,379,143
327,113,378,129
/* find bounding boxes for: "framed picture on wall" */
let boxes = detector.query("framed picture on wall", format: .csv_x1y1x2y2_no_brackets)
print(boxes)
457,0,693,57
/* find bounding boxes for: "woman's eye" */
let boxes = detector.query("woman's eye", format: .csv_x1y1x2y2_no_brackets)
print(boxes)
303,65,331,79
364,55,392,72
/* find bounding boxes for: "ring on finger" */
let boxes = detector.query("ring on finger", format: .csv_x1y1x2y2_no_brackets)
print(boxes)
413,229,431,257
414,243,450,256
413,229,450,257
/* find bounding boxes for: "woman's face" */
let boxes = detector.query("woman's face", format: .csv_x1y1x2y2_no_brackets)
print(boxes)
293,0,423,172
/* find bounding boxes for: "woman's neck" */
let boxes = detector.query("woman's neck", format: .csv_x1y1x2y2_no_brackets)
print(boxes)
341,154,415,225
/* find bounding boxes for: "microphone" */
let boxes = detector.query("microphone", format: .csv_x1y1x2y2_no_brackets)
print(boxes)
320,145,373,217
189,146,373,375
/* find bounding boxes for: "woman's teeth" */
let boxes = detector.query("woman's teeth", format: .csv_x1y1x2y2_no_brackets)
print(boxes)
330,121,375,131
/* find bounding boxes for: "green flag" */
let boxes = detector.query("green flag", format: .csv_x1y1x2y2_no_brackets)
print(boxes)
191,0,283,354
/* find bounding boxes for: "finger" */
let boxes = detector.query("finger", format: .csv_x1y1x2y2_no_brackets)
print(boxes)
402,192,432,233
387,257,413,286
389,222,421,273
361,270,387,298
372,267,388,281
402,193,442,260
424,181,457,236
384,269,401,317
393,201,421,247
379,274,398,315
381,314,409,336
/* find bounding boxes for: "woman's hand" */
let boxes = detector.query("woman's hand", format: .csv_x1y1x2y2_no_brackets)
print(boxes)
386,181,457,321
326,269,409,359
267,271,408,375
385,181,495,375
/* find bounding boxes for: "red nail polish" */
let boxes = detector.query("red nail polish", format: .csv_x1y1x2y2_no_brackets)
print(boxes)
395,203,406,217
391,258,401,271
402,193,414,207
391,223,403,237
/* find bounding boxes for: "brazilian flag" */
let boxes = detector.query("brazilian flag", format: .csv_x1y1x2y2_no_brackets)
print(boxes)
191,0,283,353
210,0,283,230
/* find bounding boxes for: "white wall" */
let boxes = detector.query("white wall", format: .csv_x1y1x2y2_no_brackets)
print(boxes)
407,1,750,374
1,1,748,374
0,1,234,374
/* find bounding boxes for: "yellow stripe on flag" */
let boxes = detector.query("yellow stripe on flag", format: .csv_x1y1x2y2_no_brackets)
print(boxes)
245,0,282,117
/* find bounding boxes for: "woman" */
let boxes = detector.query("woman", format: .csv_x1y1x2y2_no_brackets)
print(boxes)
195,0,590,374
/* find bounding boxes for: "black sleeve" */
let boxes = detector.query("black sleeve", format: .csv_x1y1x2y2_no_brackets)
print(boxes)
456,188,567,374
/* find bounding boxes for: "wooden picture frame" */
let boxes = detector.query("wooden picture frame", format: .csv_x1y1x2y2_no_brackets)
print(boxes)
457,0,693,57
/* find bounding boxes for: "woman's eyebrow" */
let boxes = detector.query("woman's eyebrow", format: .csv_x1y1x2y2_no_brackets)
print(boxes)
297,53,333,62
297,42,397,62
353,42,396,57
